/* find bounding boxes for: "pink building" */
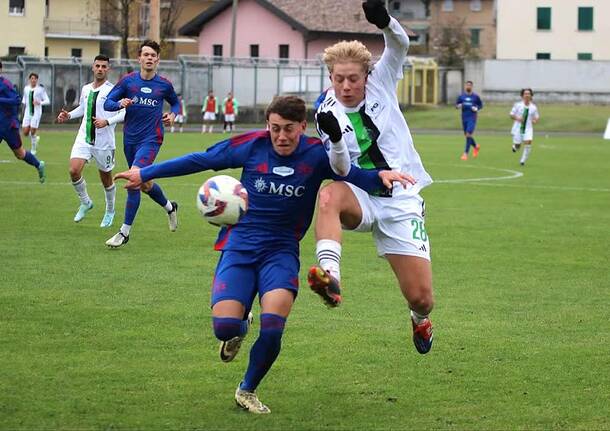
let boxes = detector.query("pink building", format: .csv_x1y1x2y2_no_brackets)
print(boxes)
180,0,417,60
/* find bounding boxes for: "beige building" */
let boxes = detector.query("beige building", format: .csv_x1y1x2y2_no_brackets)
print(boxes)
0,0,119,59
1,0,45,57
45,0,120,58
497,0,610,60
428,0,497,59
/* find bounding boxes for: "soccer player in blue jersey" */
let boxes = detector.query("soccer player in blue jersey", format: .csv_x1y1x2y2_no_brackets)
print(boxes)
456,80,483,160
103,40,181,247
114,96,412,414
0,61,46,183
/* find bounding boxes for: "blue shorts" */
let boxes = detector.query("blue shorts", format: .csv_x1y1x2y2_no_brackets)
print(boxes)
211,248,300,308
462,118,477,134
0,126,22,150
124,141,161,168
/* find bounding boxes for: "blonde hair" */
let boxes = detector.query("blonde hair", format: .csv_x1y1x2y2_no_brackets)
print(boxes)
322,40,372,74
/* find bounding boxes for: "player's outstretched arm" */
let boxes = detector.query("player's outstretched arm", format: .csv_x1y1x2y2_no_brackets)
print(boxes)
316,111,350,176
365,0,410,86
114,167,143,189
378,170,416,190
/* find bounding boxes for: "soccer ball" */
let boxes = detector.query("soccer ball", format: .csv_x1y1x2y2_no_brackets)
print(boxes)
197,175,248,226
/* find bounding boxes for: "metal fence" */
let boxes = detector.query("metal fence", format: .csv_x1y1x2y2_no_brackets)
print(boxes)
6,55,441,123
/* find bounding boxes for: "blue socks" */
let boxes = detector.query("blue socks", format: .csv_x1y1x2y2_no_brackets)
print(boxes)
240,313,286,392
144,183,169,208
464,137,477,153
213,317,248,341
124,189,141,225
23,151,40,168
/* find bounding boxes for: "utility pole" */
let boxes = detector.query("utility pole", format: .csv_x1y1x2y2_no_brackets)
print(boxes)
230,0,238,58
149,0,160,42
230,0,238,91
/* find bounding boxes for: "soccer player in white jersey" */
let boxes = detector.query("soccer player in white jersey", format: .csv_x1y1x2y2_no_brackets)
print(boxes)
308,0,435,354
57,55,125,227
21,72,50,155
510,88,540,166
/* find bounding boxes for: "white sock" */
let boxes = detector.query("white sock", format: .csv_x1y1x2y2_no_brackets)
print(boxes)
30,133,37,153
316,239,342,281
520,145,532,164
72,177,91,205
104,184,116,213
201,125,205,133
410,309,429,324
120,223,131,236
164,200,173,212
170,125,175,133
209,125,213,133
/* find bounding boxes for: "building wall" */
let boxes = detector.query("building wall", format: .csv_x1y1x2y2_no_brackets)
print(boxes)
197,0,305,59
45,39,101,59
429,0,497,59
497,0,610,60
0,0,45,57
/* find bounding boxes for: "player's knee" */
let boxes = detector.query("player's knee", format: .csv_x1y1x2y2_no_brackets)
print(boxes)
409,290,434,315
212,317,243,341
318,183,344,213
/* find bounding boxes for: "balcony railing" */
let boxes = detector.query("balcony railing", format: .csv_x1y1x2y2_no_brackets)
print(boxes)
44,19,100,36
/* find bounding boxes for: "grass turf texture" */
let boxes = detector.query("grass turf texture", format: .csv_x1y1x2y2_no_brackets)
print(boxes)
1,130,609,430
405,103,610,133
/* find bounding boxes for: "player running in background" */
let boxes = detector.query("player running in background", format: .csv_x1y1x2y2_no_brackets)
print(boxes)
202,90,218,133
222,92,239,133
309,0,435,355
103,40,181,248
510,88,539,166
114,96,412,414
57,55,125,227
0,61,45,182
171,94,186,133
21,72,50,155
456,80,483,160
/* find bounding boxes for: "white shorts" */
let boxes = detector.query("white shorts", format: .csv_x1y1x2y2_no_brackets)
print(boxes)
512,129,533,143
22,112,42,129
203,112,216,121
346,183,431,260
175,115,185,124
224,114,236,122
70,142,115,172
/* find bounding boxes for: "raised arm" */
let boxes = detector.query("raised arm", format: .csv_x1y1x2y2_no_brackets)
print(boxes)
364,0,410,84
104,79,127,111
316,110,350,176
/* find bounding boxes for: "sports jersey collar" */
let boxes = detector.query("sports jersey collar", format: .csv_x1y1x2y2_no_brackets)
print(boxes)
343,99,365,114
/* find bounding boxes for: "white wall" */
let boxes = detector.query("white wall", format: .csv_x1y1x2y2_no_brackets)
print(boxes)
497,0,610,60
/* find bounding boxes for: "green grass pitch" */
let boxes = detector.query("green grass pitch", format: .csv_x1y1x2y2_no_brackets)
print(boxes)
1,128,609,429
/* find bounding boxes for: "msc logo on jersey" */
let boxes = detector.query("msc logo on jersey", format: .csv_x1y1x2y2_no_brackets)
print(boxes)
254,177,305,197
141,87,152,94
131,96,159,106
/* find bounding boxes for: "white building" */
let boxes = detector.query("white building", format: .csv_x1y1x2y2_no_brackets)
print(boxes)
497,0,610,60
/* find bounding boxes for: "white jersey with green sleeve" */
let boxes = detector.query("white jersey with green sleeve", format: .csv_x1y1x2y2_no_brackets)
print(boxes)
510,101,539,136
22,84,50,117
68,81,125,150
316,17,432,199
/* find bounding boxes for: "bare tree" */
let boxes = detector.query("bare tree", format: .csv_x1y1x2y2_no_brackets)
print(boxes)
432,19,479,67
420,0,431,17
159,0,185,56
101,0,137,59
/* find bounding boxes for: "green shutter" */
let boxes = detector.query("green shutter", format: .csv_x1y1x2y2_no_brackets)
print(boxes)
578,7,593,31
536,53,551,60
470,29,480,48
577,53,593,60
537,7,551,30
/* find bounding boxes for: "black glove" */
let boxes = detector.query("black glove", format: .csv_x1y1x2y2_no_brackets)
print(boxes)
316,111,342,143
362,0,390,29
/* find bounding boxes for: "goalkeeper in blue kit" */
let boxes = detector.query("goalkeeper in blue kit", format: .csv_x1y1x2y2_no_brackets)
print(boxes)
114,96,413,414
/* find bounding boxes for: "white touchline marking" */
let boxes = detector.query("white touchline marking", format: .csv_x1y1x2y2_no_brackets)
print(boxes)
431,164,524,183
